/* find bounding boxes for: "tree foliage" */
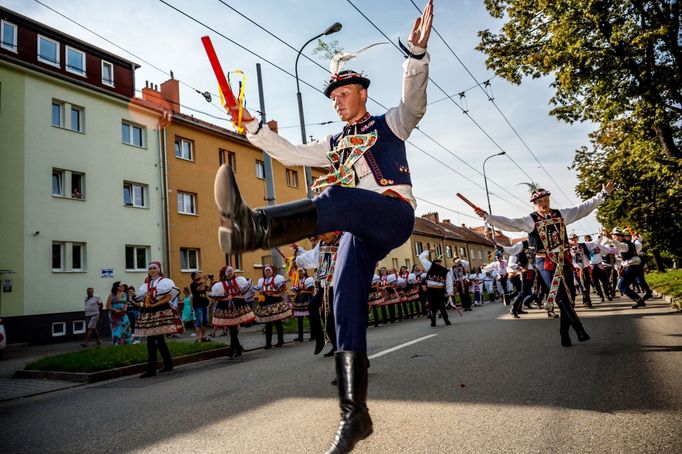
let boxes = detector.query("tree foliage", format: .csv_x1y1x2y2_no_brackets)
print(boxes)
312,39,344,61
572,120,682,264
477,0,682,159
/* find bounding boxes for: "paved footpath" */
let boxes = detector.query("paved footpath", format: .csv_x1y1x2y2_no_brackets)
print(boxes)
1,296,680,453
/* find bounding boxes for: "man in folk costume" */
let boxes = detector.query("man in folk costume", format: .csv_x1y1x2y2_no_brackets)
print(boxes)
419,249,452,327
474,181,614,346
569,233,594,307
600,228,651,309
213,3,433,451
449,257,472,311
500,240,536,317
293,231,343,357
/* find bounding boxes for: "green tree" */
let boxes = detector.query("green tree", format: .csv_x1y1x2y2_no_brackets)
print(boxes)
572,120,682,269
477,0,682,159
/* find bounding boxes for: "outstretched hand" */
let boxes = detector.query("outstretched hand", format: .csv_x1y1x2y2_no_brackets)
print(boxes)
474,207,488,219
409,0,434,48
603,181,615,194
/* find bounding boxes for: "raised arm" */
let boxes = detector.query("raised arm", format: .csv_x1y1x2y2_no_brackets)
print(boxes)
243,119,330,167
560,182,614,225
385,0,432,140
294,242,321,269
418,250,432,271
484,213,535,233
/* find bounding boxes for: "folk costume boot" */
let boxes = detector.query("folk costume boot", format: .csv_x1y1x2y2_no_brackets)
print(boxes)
325,352,373,454
215,165,317,253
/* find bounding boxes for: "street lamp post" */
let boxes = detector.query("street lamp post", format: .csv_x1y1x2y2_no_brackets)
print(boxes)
295,22,342,198
483,151,505,240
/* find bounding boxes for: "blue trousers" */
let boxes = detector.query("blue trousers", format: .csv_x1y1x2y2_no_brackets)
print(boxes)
313,186,415,353
618,265,642,302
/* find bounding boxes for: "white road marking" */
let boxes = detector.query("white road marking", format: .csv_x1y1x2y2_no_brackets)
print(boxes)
368,333,438,360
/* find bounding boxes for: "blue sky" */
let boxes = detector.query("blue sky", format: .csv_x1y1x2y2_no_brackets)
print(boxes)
3,0,603,237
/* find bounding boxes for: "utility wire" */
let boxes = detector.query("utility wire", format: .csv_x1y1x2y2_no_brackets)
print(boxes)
345,0,535,183
159,0,530,212
406,0,597,233
33,0,227,116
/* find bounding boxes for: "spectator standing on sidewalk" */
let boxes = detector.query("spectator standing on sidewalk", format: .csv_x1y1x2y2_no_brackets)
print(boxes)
107,282,132,345
126,285,142,344
180,287,195,334
190,271,212,342
81,287,103,347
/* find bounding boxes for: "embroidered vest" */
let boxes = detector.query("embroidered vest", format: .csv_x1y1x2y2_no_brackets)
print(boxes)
529,210,568,253
330,114,412,187
221,278,240,297
426,262,448,283
621,240,637,261
316,236,341,284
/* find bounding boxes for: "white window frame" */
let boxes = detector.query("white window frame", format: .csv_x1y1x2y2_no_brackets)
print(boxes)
101,60,115,87
73,320,86,335
415,241,423,255
51,322,67,337
180,248,200,272
226,253,242,271
1,20,18,53
123,182,148,208
446,245,453,258
37,34,60,67
52,241,86,272
285,169,298,188
52,100,65,127
52,169,64,197
125,245,150,272
175,138,194,161
122,121,145,148
478,250,483,260
177,191,197,215
65,45,86,77
70,105,84,132
256,160,265,179
70,171,85,200
52,242,65,271
71,243,86,271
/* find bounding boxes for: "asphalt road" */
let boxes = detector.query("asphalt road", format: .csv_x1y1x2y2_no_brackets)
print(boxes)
1,297,680,454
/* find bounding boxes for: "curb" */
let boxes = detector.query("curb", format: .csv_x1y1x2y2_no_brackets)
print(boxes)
652,290,681,309
13,347,232,384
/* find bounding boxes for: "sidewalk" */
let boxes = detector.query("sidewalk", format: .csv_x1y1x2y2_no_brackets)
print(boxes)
0,323,305,402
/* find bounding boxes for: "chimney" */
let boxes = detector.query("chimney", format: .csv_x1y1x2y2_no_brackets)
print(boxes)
421,212,439,223
442,219,452,225
142,82,164,106
160,78,180,113
461,223,467,229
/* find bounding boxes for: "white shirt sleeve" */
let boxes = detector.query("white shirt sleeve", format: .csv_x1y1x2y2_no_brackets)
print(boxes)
295,243,321,269
446,270,454,296
502,242,524,256
244,119,331,167
484,213,535,233
384,48,429,141
419,250,432,271
559,192,605,225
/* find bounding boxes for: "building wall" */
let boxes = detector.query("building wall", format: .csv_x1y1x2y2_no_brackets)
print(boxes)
0,64,27,318
377,239,415,273
1,63,163,343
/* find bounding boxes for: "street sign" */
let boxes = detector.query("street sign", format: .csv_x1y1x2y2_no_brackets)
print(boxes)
100,268,114,278
2,279,12,293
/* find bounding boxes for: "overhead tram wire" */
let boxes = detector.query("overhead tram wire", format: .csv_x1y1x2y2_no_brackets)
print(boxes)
347,0,595,233
158,0,531,213
415,197,481,221
344,0,536,184
406,0,597,233
427,75,499,106
33,0,227,116
213,0,532,210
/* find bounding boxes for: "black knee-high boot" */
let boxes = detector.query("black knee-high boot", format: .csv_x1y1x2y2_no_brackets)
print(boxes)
439,307,451,325
275,321,284,347
229,326,242,357
265,322,273,349
325,352,373,454
381,306,389,324
215,165,317,253
157,336,173,372
308,303,325,355
140,336,158,377
296,316,304,342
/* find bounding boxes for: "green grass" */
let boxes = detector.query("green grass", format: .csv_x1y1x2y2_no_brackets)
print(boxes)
646,269,682,306
25,340,227,373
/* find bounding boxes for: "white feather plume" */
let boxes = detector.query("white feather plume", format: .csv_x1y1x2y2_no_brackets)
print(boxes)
329,42,389,76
